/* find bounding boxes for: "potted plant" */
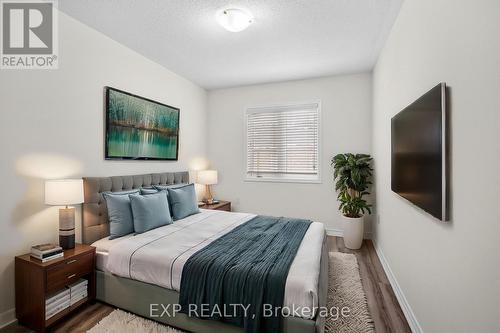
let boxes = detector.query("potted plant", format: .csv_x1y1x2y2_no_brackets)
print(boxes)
331,153,373,249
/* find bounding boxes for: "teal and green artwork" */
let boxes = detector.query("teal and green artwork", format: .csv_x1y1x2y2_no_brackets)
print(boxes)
105,87,180,160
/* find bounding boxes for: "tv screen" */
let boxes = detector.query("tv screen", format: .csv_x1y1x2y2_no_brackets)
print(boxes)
391,83,449,221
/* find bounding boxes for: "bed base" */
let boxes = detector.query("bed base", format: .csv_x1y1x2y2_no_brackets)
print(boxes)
96,236,328,333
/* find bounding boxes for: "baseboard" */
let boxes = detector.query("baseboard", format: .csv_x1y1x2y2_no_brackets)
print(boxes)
325,227,372,239
325,227,343,237
372,240,424,333
0,308,16,329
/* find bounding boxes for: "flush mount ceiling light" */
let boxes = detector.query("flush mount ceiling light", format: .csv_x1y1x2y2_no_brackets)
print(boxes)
216,8,253,32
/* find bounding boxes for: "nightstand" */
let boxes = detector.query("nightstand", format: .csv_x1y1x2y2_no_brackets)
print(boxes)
199,200,231,212
15,244,96,332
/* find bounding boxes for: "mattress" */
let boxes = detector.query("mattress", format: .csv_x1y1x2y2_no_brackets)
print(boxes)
93,234,133,272
92,209,325,319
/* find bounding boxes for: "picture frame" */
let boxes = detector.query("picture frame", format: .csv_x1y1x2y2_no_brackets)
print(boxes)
104,87,180,161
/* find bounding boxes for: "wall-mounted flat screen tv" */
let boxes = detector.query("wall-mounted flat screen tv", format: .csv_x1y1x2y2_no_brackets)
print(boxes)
105,87,180,160
391,83,449,221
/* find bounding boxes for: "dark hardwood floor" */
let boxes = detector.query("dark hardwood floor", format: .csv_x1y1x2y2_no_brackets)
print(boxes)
1,302,114,333
2,236,411,333
328,237,411,333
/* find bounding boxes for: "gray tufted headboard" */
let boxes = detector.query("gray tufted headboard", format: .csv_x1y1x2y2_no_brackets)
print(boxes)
82,171,189,245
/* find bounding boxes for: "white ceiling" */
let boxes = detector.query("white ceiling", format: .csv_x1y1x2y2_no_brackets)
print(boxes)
59,0,402,90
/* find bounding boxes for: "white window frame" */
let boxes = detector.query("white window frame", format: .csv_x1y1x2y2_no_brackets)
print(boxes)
244,101,322,184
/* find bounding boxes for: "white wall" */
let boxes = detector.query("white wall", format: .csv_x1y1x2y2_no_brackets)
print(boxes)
0,12,208,324
207,74,373,232
372,0,500,332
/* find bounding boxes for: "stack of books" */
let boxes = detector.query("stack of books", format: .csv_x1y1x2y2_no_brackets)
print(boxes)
45,289,70,320
68,279,88,305
31,244,63,262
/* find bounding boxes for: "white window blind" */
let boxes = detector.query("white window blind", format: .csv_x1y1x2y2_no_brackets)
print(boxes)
246,102,320,182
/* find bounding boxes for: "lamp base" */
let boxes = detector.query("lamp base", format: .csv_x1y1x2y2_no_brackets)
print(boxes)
59,207,75,249
59,233,75,249
204,185,215,205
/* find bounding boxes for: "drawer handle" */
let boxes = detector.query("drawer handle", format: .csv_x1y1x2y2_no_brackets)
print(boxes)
67,273,76,279
66,259,77,265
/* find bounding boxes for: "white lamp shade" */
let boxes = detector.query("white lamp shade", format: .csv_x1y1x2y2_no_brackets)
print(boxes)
198,170,218,185
45,179,84,205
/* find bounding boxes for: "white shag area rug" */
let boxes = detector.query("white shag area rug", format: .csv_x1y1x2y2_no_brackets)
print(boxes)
87,309,184,333
88,252,374,333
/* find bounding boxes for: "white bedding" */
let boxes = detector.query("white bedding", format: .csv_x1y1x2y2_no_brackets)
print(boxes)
92,209,325,319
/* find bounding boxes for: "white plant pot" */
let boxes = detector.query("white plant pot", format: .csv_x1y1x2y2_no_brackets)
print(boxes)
342,215,364,250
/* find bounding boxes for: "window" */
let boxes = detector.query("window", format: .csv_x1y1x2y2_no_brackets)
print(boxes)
246,102,320,183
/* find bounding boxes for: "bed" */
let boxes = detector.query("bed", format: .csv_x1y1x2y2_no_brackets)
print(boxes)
82,172,328,333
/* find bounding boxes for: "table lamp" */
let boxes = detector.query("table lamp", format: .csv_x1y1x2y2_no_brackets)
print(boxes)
45,179,84,249
198,170,218,204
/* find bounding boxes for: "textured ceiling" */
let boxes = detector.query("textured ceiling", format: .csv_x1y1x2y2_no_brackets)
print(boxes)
59,0,402,90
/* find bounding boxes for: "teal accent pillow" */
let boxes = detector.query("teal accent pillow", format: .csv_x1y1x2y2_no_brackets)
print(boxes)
103,190,140,240
140,188,159,195
129,191,172,234
167,183,200,220
152,184,185,217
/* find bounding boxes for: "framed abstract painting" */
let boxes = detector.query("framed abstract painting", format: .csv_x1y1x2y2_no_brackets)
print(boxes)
105,87,180,160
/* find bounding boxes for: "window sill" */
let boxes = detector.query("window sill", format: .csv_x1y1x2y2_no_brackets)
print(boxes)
244,177,322,184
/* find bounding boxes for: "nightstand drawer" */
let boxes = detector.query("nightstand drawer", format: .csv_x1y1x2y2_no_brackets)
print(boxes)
46,253,93,292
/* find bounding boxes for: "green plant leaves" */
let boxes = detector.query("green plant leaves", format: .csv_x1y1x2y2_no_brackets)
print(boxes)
331,153,373,217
